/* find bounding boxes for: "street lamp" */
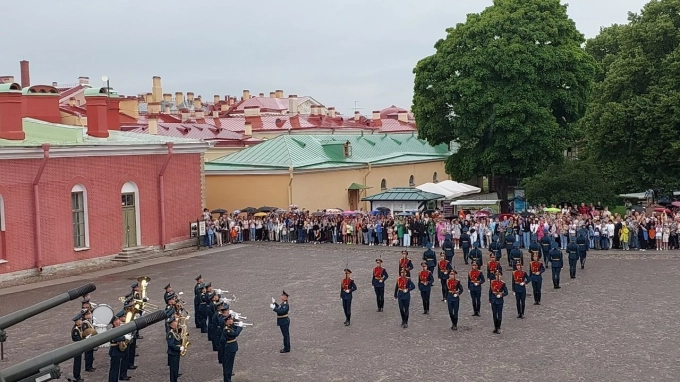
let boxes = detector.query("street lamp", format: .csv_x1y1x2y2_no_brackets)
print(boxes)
101,75,110,95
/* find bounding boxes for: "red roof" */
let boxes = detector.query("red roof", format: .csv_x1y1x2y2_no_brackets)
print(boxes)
59,85,88,103
380,105,414,120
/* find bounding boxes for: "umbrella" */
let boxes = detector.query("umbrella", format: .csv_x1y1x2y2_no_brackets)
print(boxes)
257,206,278,213
520,211,535,218
474,210,490,217
672,201,680,208
630,205,645,212
326,208,343,214
232,209,241,215
397,212,413,216
343,211,356,216
311,212,324,216
544,207,560,213
275,208,287,213
253,212,267,217
242,207,257,214
211,208,227,214
376,207,390,212
654,208,671,213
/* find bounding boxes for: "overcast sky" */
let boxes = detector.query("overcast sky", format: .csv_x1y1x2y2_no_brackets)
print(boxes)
0,0,649,115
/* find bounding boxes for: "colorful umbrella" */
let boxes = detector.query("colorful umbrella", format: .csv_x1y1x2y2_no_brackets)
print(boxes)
544,208,560,213
671,201,680,208
253,212,267,217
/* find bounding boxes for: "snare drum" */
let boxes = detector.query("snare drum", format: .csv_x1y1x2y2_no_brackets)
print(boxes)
92,304,114,348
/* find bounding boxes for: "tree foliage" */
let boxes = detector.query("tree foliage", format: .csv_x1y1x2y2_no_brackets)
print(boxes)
582,0,680,192
412,0,597,211
522,159,618,207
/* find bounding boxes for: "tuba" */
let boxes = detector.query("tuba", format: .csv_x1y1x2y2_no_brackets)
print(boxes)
82,320,97,338
124,276,158,323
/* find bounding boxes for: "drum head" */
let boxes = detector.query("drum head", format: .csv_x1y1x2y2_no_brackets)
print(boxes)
92,304,114,326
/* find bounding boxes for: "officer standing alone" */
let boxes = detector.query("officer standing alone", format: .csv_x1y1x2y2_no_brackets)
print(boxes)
271,291,291,353
340,269,357,326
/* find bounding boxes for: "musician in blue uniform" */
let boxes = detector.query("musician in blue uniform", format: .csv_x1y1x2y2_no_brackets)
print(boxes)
394,268,416,328
417,262,434,315
221,315,243,382
511,262,530,319
460,229,471,264
166,315,183,382
442,234,454,263
437,253,452,301
467,262,486,316
372,259,388,312
548,242,563,289
164,283,174,304
422,243,437,273
529,235,541,261
271,291,290,353
209,295,223,351
469,242,483,267
504,232,515,265
398,251,414,277
108,311,131,382
71,312,84,382
489,235,502,261
198,284,209,333
446,270,464,330
540,233,552,266
529,252,545,305
340,269,357,326
489,269,509,334
510,241,523,268
487,252,502,280
567,240,579,279
80,309,96,373
207,291,219,341
216,303,231,364
194,275,203,328
577,232,588,269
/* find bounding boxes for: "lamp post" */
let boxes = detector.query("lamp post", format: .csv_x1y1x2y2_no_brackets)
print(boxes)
101,75,110,96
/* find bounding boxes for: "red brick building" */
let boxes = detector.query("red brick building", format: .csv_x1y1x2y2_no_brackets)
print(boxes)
0,83,208,278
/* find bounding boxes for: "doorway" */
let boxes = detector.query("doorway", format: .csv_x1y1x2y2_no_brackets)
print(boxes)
348,189,359,211
122,193,137,248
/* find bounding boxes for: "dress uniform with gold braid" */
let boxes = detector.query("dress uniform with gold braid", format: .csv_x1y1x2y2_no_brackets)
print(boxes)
166,315,182,382
71,312,84,382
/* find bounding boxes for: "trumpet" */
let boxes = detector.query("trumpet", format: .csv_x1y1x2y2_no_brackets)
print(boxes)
176,292,187,305
219,294,238,304
214,288,229,296
231,311,247,320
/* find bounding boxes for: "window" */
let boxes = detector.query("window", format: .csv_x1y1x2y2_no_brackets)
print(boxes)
433,172,438,183
0,194,5,261
380,179,387,190
71,184,89,249
409,175,415,187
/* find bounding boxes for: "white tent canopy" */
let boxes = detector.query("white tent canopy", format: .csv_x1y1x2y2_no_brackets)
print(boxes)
436,180,481,197
416,182,462,199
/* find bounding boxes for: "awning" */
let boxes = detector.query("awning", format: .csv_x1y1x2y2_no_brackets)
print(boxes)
450,200,500,206
416,182,464,199
348,183,371,190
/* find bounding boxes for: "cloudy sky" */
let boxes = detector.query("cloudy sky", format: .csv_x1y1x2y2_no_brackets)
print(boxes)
0,0,649,115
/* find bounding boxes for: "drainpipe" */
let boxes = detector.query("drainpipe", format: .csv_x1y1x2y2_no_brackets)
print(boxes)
288,167,294,206
159,142,174,249
33,144,50,272
363,162,372,211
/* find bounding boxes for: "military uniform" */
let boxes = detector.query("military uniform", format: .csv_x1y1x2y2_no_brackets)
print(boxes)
529,236,541,260
193,275,203,328
398,253,414,277
504,233,515,264
510,242,523,268
222,316,243,382
540,235,552,266
467,264,486,316
437,257,452,301
207,291,219,341
417,263,434,314
489,235,502,261
166,316,182,382
272,292,291,352
372,259,389,312
512,264,530,318
216,303,230,364
198,284,209,333
489,272,509,334
442,235,455,263
446,273,464,330
422,243,437,273
577,233,588,269
567,241,579,279
469,243,483,267
108,311,130,382
71,312,84,382
340,269,358,326
80,307,96,372
460,231,471,264
163,283,174,304
548,243,563,288
487,255,502,280
529,258,545,305
394,272,416,328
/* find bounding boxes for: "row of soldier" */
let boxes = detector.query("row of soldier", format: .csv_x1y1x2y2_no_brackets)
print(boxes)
341,233,588,333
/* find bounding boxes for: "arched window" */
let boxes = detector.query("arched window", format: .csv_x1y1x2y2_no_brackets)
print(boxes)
71,184,90,249
409,175,415,187
433,172,438,183
380,179,387,190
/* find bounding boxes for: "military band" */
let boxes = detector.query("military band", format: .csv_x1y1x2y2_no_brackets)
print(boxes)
394,268,416,328
166,316,182,382
341,269,357,326
221,314,242,382
372,259,388,312
80,307,96,373
194,275,204,329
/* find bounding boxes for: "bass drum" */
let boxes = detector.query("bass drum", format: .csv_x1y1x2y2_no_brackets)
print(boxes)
92,304,114,348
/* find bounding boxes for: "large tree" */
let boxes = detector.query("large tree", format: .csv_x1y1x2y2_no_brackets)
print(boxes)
413,0,597,211
582,0,680,192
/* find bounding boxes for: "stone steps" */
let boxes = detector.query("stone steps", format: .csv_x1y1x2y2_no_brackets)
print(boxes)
113,246,157,262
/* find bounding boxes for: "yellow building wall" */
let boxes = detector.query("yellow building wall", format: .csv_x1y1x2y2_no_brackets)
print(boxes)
205,174,290,211
60,112,86,127
205,147,248,162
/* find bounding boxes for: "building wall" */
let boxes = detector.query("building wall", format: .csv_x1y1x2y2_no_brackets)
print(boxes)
0,153,203,275
60,112,86,127
205,147,246,162
205,174,290,212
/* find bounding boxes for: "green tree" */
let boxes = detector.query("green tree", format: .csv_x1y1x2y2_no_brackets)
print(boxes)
582,0,680,192
522,160,618,207
412,0,597,212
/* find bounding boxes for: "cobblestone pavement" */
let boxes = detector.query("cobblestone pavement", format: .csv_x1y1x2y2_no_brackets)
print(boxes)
1,243,679,382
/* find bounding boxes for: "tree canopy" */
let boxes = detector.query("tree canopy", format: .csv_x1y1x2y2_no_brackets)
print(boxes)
582,0,680,192
412,0,597,211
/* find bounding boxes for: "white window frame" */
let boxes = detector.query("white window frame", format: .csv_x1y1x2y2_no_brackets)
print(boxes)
71,184,90,249
0,194,5,232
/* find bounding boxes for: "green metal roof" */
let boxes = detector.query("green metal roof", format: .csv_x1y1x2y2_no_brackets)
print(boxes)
362,187,445,202
206,134,451,172
0,83,21,92
348,183,370,190
0,118,205,147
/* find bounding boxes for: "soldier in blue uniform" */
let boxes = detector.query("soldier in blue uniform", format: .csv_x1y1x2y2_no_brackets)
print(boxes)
221,315,243,382
442,234,455,263
511,262,530,318
271,291,290,353
437,253,452,301
340,269,357,326
489,235,502,261
194,275,203,328
510,241,523,268
163,283,174,304
504,231,515,265
80,308,96,373
529,235,541,261
108,311,131,382
446,270,464,330
216,303,230,364
489,269,509,334
487,252,502,280
567,240,579,279
166,315,183,382
577,232,588,269
207,291,220,341
398,251,414,277
548,242,563,289
417,262,434,314
118,309,132,380
422,243,437,273
469,242,483,267
529,252,545,305
71,312,84,382
540,233,552,267
198,284,209,333
460,229,471,265
467,262,486,316
372,259,388,312
394,268,416,328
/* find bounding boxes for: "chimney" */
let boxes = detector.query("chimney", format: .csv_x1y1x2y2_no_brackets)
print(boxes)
84,92,109,138
152,76,162,102
20,60,30,88
78,76,90,85
354,111,361,121
229,97,236,105
275,89,284,98
147,102,161,115
51,81,58,87
288,95,298,114
0,76,15,84
213,95,220,104
328,107,336,118
195,109,205,120
193,98,202,110
0,83,25,140
119,96,139,119
259,93,265,98
145,92,153,103
68,97,76,107
164,105,171,114
175,92,184,106
106,95,121,131
319,105,327,116
397,110,409,122
22,85,61,123
244,122,252,136
310,105,318,115
224,95,230,101
163,93,172,103
181,109,190,122
372,111,381,120
242,90,250,100
220,103,229,112
187,92,195,102
212,110,219,118
244,106,260,117
269,92,275,98
148,115,158,135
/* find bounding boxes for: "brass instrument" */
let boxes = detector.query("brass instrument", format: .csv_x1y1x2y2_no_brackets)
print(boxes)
82,319,97,338
124,277,158,324
177,314,191,356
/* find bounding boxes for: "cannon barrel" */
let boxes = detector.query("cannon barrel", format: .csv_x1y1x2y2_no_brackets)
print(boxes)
0,310,168,382
0,283,96,330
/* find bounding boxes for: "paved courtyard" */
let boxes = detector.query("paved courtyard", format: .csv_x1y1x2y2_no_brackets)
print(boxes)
1,243,679,382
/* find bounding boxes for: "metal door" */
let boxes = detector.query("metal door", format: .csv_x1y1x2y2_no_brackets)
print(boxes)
122,193,137,248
